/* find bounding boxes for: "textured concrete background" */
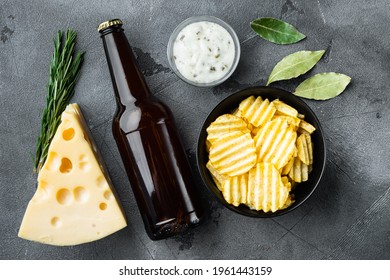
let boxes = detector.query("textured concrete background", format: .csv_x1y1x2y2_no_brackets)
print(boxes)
1,0,389,259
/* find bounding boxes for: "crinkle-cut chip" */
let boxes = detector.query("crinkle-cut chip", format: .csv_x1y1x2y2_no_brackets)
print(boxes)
206,114,250,145
281,176,292,191
247,163,289,213
281,156,294,175
206,161,228,191
272,99,299,117
301,161,309,182
293,145,298,157
209,131,257,176
304,133,313,165
288,157,309,183
243,97,276,127
222,173,248,206
299,119,316,134
297,134,310,165
254,119,297,169
211,174,222,192
232,108,242,118
238,95,255,114
205,140,212,153
272,114,301,128
281,195,295,210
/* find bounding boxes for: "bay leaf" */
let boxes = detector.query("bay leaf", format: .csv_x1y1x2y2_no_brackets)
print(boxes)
250,17,306,45
267,50,325,85
293,73,351,100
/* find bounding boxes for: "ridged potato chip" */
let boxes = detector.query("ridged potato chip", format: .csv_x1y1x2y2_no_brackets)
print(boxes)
205,95,316,213
281,176,291,191
281,195,295,210
288,157,309,183
222,173,248,206
298,119,316,134
272,99,298,117
243,97,276,127
272,114,301,129
297,134,310,165
238,96,255,115
280,176,295,209
209,131,257,176
281,156,295,175
206,161,228,191
206,114,250,145
231,108,242,118
247,163,289,212
254,118,297,169
305,133,313,165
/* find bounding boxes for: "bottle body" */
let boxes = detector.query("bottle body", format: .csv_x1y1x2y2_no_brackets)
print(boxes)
100,20,202,240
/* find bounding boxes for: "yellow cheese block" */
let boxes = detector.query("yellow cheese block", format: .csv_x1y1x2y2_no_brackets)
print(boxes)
18,104,127,246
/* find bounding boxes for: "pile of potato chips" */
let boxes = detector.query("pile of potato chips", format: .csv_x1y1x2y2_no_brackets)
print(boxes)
206,95,315,213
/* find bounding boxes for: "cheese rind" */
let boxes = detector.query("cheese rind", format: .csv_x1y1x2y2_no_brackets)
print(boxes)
18,104,127,246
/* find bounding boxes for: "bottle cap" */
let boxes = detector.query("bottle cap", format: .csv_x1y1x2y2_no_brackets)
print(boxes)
98,19,123,32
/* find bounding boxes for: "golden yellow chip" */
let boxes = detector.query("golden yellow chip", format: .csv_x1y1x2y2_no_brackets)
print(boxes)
242,97,276,127
210,175,222,191
238,95,255,114
209,131,257,176
206,139,212,153
272,99,298,117
281,176,292,191
299,119,316,134
280,177,294,209
281,156,294,175
206,161,228,191
301,161,309,182
254,119,297,169
272,114,301,128
288,157,309,183
297,134,310,165
205,95,316,212
231,108,242,118
281,195,295,209
304,133,313,165
206,114,250,145
247,163,289,212
222,173,248,206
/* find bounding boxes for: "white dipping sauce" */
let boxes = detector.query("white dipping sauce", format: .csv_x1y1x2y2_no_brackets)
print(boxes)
173,21,236,84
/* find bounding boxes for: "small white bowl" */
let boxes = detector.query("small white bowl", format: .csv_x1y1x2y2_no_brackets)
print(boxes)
167,16,241,87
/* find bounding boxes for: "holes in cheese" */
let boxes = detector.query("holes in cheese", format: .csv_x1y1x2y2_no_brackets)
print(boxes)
34,181,49,201
59,157,72,173
62,128,75,141
96,175,107,188
78,154,91,172
51,217,61,228
46,152,60,171
99,202,107,211
103,190,112,200
56,188,72,205
73,186,89,203
18,103,127,246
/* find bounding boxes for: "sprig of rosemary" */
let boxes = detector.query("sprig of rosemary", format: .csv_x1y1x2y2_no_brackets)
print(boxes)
34,29,85,172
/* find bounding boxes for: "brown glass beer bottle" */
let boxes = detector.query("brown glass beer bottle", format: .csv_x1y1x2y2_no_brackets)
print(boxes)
98,19,203,240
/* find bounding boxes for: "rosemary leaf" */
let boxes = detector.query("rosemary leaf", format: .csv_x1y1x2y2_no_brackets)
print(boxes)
34,29,85,172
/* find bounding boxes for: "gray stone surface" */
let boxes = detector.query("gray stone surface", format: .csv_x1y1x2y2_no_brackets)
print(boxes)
1,0,389,260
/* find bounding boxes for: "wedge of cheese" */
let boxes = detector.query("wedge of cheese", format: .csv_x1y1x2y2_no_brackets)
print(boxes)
18,103,127,246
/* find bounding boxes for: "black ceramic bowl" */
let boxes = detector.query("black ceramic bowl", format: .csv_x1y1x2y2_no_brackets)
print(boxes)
197,86,326,218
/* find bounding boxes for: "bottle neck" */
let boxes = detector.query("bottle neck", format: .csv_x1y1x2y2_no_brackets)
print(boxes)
101,26,150,105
